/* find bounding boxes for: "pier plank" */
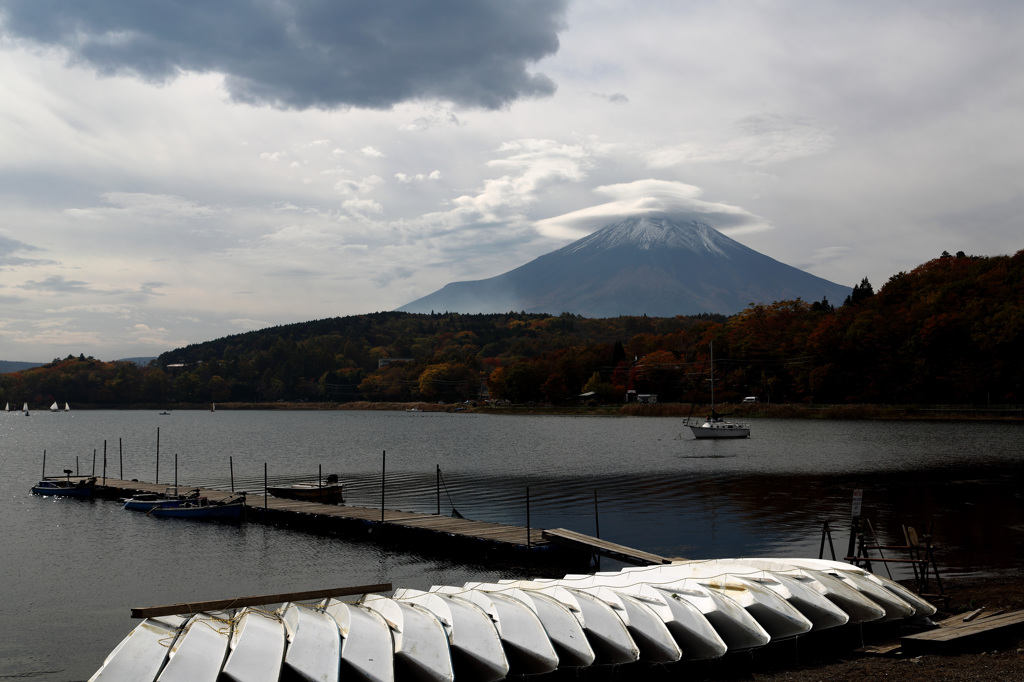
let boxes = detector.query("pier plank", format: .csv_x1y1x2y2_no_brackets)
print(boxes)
543,527,672,565
902,610,1024,654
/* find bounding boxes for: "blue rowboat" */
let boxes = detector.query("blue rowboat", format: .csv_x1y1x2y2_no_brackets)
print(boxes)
122,487,200,511
31,477,96,498
148,494,246,521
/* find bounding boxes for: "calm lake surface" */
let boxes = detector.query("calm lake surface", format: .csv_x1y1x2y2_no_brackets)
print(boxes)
2,410,1022,680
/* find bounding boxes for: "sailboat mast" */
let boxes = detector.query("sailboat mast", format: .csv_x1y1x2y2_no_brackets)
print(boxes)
710,341,714,409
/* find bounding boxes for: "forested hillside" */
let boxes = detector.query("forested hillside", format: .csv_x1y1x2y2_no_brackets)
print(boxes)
2,250,1021,407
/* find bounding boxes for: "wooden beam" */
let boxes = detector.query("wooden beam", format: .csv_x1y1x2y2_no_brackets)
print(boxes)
131,583,392,618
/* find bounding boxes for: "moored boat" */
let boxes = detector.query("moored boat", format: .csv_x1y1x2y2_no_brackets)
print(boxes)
31,476,97,498
267,475,344,504
148,494,246,520
684,342,750,439
122,487,201,511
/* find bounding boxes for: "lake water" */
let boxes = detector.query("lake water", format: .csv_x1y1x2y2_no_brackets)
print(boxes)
2,410,1022,680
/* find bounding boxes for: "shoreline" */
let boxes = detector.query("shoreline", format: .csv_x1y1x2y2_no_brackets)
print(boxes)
82,401,1024,421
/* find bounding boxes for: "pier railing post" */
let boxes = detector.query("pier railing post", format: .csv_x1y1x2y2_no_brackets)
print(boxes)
436,464,441,515
103,440,107,486
381,451,386,523
42,449,46,479
156,427,160,484
526,486,531,549
230,456,234,492
119,438,123,480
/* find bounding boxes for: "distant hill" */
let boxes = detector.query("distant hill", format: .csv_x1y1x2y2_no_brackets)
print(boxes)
0,361,43,374
399,214,851,316
117,357,157,366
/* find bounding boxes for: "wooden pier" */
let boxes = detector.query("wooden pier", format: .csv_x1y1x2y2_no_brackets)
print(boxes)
91,478,590,566
542,527,676,565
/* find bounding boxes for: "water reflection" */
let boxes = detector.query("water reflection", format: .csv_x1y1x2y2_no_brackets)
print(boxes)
2,411,1022,680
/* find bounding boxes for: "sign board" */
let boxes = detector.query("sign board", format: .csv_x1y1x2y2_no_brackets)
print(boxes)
851,489,863,517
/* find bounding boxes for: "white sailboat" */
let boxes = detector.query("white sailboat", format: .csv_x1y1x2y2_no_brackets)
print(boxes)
65,402,70,412
685,342,750,439
50,401,59,412
4,402,8,411
23,402,29,416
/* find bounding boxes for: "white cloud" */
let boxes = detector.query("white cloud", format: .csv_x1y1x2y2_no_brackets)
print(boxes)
1,0,1023,359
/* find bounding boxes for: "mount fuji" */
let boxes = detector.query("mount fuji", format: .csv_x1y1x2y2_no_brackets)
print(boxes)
397,215,851,317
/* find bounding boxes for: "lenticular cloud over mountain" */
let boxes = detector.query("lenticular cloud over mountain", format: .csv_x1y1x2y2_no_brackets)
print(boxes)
398,215,851,317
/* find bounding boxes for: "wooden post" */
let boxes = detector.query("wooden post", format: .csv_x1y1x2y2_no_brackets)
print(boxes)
156,427,160,484
103,440,107,486
42,450,46,479
436,465,441,515
119,438,123,480
847,489,863,563
174,453,178,488
230,456,234,492
526,486,531,549
92,448,96,476
381,451,386,523
264,463,268,511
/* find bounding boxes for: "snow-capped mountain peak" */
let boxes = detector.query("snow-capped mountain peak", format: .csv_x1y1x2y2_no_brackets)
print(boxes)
565,216,728,256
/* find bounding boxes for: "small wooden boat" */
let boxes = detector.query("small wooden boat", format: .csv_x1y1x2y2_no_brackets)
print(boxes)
266,481,344,505
123,487,200,511
148,494,246,520
31,476,96,498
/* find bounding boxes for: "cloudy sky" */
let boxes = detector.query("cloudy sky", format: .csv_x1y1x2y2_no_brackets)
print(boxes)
1,1,1022,361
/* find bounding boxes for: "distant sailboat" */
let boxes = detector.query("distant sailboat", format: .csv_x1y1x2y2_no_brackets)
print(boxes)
64,402,70,412
4,402,8,412
23,402,29,416
50,401,59,412
211,402,216,412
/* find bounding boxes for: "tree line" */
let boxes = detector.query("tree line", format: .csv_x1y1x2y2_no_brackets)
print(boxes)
2,250,1021,408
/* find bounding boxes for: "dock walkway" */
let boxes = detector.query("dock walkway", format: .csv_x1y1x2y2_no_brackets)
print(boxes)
96,478,560,557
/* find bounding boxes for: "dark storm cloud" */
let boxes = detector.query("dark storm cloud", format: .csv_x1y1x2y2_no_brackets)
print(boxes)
0,0,567,110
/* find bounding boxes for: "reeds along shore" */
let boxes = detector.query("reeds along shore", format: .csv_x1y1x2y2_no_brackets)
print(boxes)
142,400,1024,420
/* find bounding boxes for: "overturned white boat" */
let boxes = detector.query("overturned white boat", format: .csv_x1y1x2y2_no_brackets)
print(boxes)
90,558,935,681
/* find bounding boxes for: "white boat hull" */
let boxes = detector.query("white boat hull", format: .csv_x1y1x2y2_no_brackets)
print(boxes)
92,559,935,681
